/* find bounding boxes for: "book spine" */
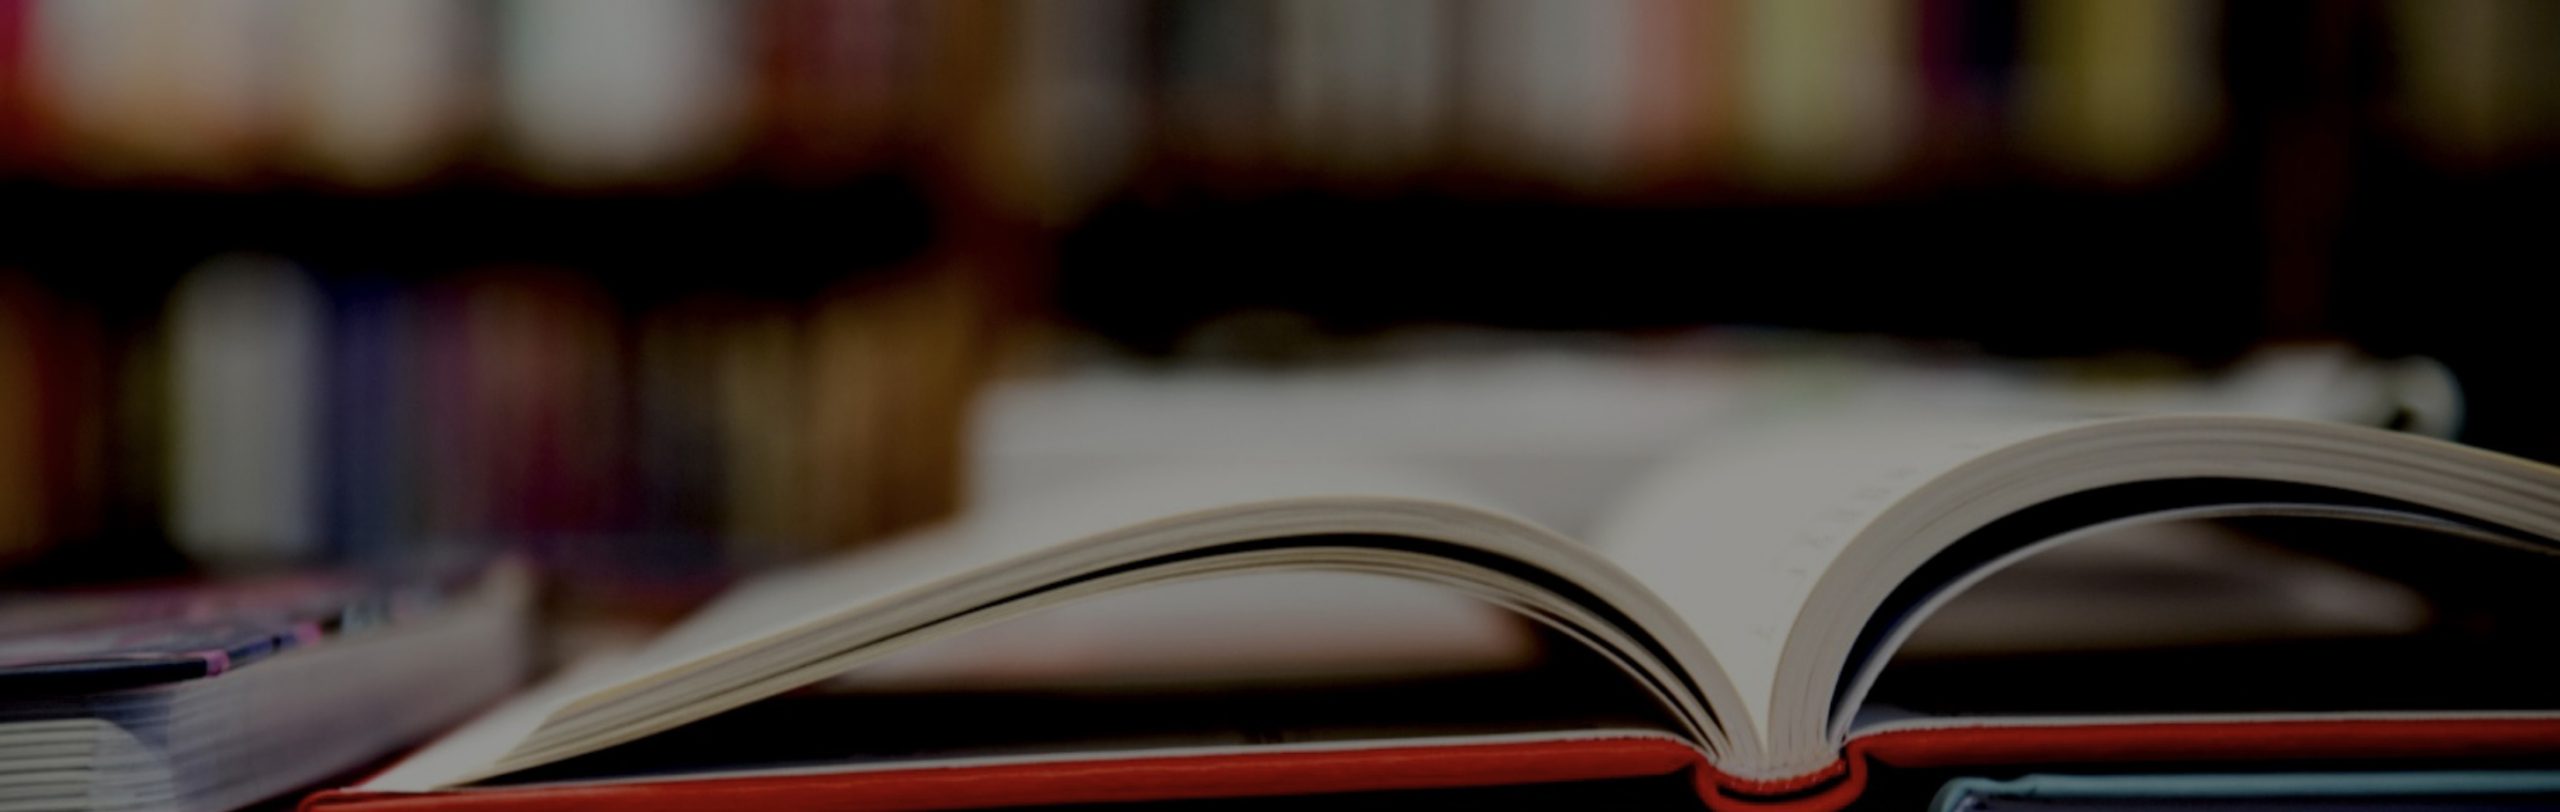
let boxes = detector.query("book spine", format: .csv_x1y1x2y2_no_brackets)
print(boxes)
1696,756,1864,812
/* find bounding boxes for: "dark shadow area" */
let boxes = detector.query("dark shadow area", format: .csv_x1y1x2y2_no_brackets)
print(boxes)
1868,514,2560,720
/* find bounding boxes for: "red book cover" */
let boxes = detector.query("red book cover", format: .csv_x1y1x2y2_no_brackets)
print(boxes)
303,716,2560,812
300,736,1707,812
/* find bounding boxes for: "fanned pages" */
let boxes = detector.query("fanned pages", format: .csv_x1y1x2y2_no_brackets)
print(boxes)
1601,414,2560,778
365,462,1742,791
350,414,2560,799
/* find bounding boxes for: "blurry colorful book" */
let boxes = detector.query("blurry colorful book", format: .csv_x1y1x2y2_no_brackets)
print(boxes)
0,559,532,812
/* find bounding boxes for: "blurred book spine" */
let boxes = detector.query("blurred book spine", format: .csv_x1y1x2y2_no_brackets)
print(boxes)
1736,0,1917,188
2017,0,2223,183
280,0,478,188
750,0,910,177
320,275,416,566
0,276,46,564
166,257,323,566
2388,0,2560,167
1274,0,1453,184
495,0,748,186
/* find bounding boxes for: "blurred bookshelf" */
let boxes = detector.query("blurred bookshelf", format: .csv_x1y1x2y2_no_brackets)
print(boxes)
2,0,2558,598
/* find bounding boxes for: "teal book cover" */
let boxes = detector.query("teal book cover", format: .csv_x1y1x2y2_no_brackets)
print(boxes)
1935,771,2560,811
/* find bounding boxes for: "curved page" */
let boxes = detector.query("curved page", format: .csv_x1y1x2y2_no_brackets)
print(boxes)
1602,414,2560,780
1595,413,2057,777
368,461,1742,790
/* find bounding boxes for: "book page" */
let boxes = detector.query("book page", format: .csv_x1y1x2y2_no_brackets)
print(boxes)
364,569,1546,793
460,599,1673,789
365,461,1502,792
1589,413,2051,756
611,460,1515,685
1757,415,2560,774
366,458,1745,789
971,349,1755,536
828,570,1536,691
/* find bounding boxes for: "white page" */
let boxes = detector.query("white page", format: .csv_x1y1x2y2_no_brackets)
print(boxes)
1591,413,2051,752
971,351,1752,536
829,569,1535,692
619,459,1511,683
363,460,1585,791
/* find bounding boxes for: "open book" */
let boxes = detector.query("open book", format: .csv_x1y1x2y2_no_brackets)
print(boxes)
310,414,2560,811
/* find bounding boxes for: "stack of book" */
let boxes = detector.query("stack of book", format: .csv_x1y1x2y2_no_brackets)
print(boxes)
0,559,531,812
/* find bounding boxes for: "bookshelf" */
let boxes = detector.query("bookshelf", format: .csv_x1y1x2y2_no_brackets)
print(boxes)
3,0,2558,591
